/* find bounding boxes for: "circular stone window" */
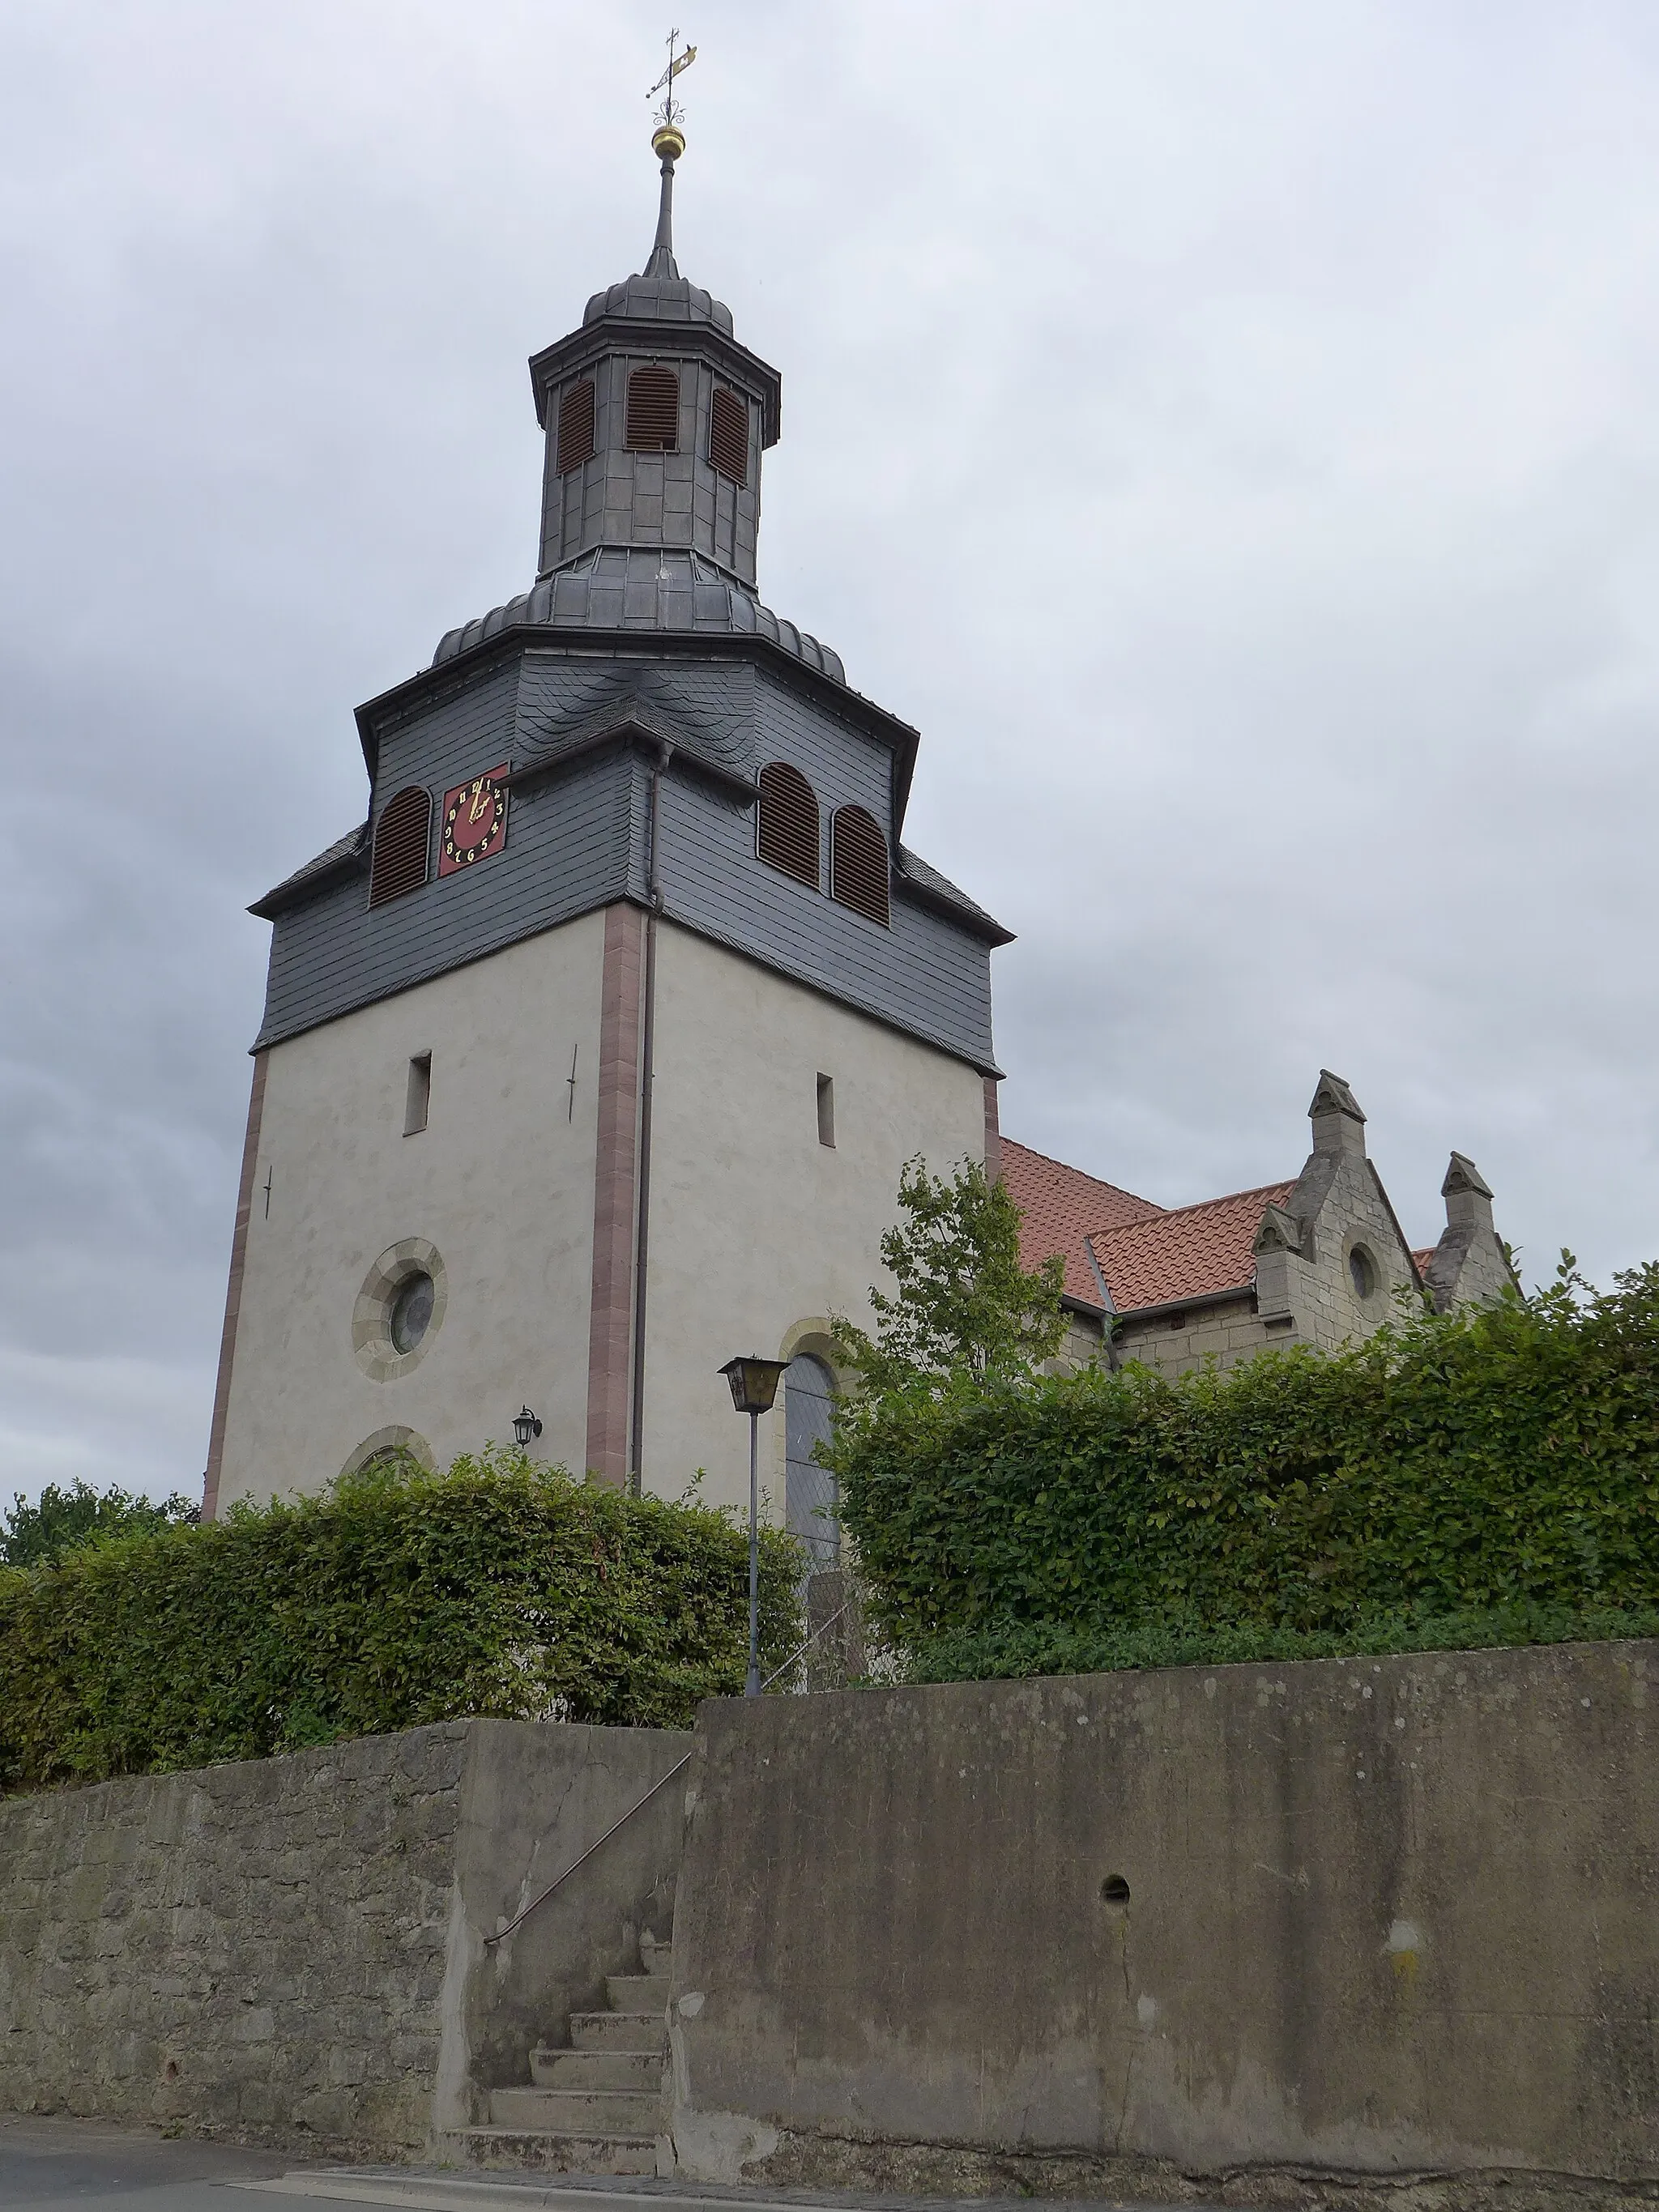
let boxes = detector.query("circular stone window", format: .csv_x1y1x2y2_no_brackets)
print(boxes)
352,1239,447,1381
1348,1244,1378,1302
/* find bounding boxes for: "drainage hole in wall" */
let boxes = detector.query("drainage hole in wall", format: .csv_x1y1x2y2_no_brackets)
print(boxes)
164,2060,179,2081
1100,1874,1131,1906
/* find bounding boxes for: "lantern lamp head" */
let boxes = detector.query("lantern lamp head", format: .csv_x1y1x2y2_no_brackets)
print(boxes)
512,1405,544,1447
718,1356,788,1417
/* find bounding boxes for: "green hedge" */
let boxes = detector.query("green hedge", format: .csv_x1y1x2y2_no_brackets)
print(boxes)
0,1451,800,1792
902,1602,1659,1685
830,1264,1659,1647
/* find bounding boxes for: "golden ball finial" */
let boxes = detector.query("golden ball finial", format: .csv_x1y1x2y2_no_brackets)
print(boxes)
651,122,685,164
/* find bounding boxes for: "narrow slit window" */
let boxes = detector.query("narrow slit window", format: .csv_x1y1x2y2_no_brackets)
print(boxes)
369,786,432,908
817,1073,835,1149
625,364,680,452
404,1053,432,1136
710,386,748,484
830,804,890,927
756,762,821,889
556,380,595,475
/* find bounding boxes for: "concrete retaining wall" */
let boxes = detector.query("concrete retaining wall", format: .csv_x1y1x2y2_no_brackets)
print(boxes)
0,1718,689,2154
667,1641,1659,2199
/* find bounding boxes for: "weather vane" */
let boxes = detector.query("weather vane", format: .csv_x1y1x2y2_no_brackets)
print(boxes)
648,27,697,157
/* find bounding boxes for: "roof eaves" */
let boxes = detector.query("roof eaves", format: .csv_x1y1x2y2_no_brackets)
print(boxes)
249,824,369,920
1099,1274,1259,1324
892,866,1013,946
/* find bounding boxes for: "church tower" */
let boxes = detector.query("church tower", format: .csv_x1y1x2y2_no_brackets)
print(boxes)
204,113,1009,1528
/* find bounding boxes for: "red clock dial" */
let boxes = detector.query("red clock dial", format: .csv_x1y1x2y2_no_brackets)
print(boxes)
438,765,509,876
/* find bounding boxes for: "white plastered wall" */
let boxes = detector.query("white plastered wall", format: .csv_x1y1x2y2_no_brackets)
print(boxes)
639,922,989,1519
215,912,607,1506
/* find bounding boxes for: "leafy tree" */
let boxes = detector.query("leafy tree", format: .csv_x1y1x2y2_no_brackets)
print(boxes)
832,1156,1067,1395
0,1480,198,1569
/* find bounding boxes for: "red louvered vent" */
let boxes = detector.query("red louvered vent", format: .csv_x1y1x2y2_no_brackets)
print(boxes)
830,805,890,927
556,380,595,475
369,786,433,909
625,365,680,452
709,386,748,484
757,762,821,889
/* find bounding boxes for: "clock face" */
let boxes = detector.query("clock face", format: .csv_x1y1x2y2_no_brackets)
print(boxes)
438,765,510,876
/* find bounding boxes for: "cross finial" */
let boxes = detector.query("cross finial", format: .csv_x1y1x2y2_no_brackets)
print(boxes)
647,28,697,143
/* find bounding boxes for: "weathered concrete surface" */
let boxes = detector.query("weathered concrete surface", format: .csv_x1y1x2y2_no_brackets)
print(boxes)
667,1641,1659,2198
0,1718,689,2155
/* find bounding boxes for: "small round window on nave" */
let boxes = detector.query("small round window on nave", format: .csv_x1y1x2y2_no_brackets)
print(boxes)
1348,1246,1377,1301
390,1272,435,1355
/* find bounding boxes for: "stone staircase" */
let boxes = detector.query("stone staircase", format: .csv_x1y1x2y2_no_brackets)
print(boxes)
450,1930,672,2176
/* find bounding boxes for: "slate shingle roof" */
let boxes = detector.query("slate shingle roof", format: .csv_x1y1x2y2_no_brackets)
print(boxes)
249,823,367,918
1088,1182,1297,1314
1000,1139,1163,1307
432,548,845,682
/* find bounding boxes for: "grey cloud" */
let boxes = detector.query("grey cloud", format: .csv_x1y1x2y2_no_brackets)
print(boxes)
2,0,1657,1499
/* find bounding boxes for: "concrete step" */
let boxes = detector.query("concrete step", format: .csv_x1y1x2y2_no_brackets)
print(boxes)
605,1971,670,2012
436,2125,659,2177
569,2009,666,2052
488,2086,663,2135
529,2044,663,2091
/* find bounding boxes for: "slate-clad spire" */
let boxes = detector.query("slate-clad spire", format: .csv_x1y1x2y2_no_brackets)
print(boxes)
526,103,781,591
642,125,681,281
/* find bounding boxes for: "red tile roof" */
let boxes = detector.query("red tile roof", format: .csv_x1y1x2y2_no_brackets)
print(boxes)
1413,1247,1439,1275
1089,1182,1298,1314
1000,1138,1163,1306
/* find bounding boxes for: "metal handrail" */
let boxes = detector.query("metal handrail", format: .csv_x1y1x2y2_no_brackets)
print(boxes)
761,1596,854,1690
483,1597,862,1947
484,1752,692,1947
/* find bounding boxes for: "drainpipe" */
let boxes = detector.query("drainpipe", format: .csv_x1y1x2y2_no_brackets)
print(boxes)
629,739,672,1496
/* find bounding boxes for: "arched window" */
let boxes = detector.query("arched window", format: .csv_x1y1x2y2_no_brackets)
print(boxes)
785,1353,838,1574
556,380,595,475
709,386,748,484
368,786,431,908
830,804,890,927
625,364,679,452
756,762,820,889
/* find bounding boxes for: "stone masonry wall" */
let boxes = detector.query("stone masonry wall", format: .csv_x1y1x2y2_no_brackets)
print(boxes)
0,1724,463,2151
1113,1294,1269,1377
0,1717,691,2155
1284,1152,1418,1353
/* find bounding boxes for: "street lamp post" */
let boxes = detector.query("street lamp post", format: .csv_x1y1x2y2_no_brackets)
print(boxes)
718,1356,789,1695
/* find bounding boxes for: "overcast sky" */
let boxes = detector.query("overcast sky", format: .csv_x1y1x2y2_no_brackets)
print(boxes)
4,2,1659,1502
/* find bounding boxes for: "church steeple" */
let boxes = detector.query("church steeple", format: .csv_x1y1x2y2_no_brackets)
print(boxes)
526,80,780,590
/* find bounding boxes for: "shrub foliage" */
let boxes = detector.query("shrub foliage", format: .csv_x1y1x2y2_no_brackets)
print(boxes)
829,1263,1659,1648
0,1451,799,1792
1,1480,198,1568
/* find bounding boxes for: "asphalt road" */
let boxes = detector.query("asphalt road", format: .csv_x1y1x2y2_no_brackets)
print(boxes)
0,2114,326,2207
0,2118,1188,2212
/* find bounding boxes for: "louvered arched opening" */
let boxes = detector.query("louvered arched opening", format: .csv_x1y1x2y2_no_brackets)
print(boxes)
556,380,595,475
625,365,680,452
757,762,821,889
710,386,748,484
830,805,890,927
369,786,432,908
